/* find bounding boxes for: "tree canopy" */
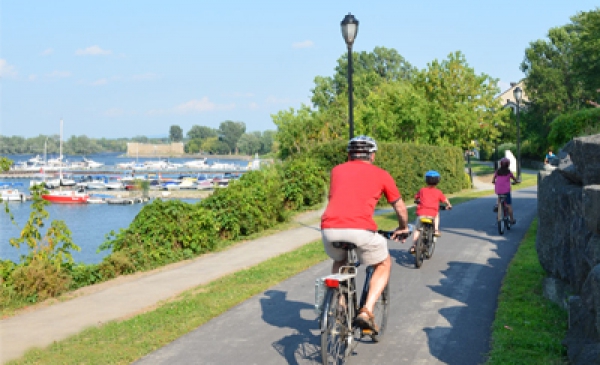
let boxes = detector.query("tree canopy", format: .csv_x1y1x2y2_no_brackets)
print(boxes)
169,125,183,142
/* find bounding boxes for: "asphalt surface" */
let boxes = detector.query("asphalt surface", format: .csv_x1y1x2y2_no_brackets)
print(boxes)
0,172,537,364
133,185,538,365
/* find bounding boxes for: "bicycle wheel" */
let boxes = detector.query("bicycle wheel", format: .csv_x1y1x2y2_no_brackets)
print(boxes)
505,207,512,230
320,288,349,365
497,204,505,235
415,233,425,268
370,284,390,342
425,226,436,259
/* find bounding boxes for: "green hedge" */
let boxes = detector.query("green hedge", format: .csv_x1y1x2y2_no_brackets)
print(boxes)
305,140,465,201
548,108,600,148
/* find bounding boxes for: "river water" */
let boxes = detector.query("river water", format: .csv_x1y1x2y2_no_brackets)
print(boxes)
1,153,248,265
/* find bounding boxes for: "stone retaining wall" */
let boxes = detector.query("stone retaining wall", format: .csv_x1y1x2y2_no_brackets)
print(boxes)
536,134,600,364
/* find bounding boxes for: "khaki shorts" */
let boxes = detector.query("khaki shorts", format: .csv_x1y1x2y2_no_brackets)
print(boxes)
321,228,389,266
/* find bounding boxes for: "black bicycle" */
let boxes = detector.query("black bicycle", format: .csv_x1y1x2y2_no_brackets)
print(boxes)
316,227,412,365
412,202,450,269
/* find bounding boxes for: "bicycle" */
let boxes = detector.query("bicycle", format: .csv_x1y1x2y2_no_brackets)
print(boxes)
315,227,413,365
412,202,449,269
494,181,519,235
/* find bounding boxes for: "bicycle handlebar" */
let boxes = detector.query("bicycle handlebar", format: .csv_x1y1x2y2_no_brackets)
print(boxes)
377,224,415,240
414,200,450,210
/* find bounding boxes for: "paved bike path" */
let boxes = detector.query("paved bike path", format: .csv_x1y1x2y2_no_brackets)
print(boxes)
133,186,538,364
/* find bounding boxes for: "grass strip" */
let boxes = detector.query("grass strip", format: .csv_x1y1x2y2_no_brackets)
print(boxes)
485,218,568,364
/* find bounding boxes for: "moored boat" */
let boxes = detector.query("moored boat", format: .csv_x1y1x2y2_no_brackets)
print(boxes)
0,182,27,202
42,190,89,204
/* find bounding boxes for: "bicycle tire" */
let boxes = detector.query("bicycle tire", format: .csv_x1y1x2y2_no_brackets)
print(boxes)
497,204,505,235
415,233,424,268
370,284,390,342
426,226,436,259
320,288,349,365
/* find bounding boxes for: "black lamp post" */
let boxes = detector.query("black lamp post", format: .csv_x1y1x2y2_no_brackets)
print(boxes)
513,86,523,180
341,13,359,139
494,123,499,171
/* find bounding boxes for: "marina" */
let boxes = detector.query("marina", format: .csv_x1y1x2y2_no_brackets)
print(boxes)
0,152,258,264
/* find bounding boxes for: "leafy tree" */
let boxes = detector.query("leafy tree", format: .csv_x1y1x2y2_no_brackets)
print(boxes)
237,133,262,155
218,121,246,154
260,130,276,154
201,137,230,154
1,157,12,171
571,8,600,100
169,125,184,142
413,51,505,150
187,125,218,140
311,46,416,111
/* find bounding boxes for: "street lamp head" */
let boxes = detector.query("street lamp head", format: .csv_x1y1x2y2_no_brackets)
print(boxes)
513,86,523,103
341,13,359,47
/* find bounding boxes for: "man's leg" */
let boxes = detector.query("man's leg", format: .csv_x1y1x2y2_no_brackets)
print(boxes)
362,254,391,313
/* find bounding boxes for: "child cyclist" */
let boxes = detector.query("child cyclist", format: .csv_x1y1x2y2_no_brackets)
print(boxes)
492,157,519,224
410,170,452,254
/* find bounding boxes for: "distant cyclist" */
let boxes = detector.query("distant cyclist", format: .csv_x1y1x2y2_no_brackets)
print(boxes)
411,170,452,254
321,135,409,333
492,158,519,225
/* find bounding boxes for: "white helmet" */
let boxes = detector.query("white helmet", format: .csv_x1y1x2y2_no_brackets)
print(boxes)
347,135,378,154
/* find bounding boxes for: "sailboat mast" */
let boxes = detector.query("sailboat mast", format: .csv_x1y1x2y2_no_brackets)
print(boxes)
59,119,63,188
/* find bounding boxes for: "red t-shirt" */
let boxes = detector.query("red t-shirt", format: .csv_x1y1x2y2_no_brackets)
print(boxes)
321,160,402,231
415,186,446,217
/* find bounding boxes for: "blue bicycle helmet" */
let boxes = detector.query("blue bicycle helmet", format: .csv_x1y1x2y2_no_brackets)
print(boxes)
425,170,441,185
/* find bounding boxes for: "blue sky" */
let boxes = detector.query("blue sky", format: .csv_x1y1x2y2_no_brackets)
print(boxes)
1,1,598,139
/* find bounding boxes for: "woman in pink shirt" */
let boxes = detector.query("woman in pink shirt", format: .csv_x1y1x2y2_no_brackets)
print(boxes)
492,158,519,224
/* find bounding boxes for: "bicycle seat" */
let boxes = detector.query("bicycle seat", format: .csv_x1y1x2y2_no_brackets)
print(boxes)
419,217,435,224
332,241,357,250
498,194,508,198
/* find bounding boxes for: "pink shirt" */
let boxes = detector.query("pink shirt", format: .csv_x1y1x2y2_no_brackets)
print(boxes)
494,172,514,194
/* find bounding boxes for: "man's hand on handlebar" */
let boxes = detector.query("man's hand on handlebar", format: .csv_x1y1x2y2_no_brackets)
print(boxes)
391,227,411,243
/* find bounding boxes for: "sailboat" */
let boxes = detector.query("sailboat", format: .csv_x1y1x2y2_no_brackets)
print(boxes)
42,120,89,204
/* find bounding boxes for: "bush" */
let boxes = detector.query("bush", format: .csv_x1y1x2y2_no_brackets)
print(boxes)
548,108,600,148
11,258,72,301
201,168,286,239
280,157,327,210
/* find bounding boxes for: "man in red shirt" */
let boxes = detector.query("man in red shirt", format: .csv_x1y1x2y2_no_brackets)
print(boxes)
321,135,409,333
411,170,452,253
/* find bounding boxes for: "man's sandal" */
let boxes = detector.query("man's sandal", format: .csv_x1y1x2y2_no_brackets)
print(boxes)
434,231,442,237
354,308,379,334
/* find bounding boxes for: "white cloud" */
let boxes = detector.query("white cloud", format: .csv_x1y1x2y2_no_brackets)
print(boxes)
28,74,37,81
41,48,54,56
0,59,18,78
47,70,71,78
92,78,108,86
132,73,158,81
75,45,112,56
174,97,235,114
248,102,259,110
292,40,314,49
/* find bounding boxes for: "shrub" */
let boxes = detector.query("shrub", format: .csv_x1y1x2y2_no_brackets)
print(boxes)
201,168,286,239
11,258,72,301
280,157,327,210
549,108,600,148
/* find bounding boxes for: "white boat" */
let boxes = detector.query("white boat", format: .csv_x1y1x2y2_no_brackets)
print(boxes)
183,158,208,169
116,161,136,169
209,162,237,170
41,120,89,204
0,182,27,202
104,176,124,190
83,157,104,169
